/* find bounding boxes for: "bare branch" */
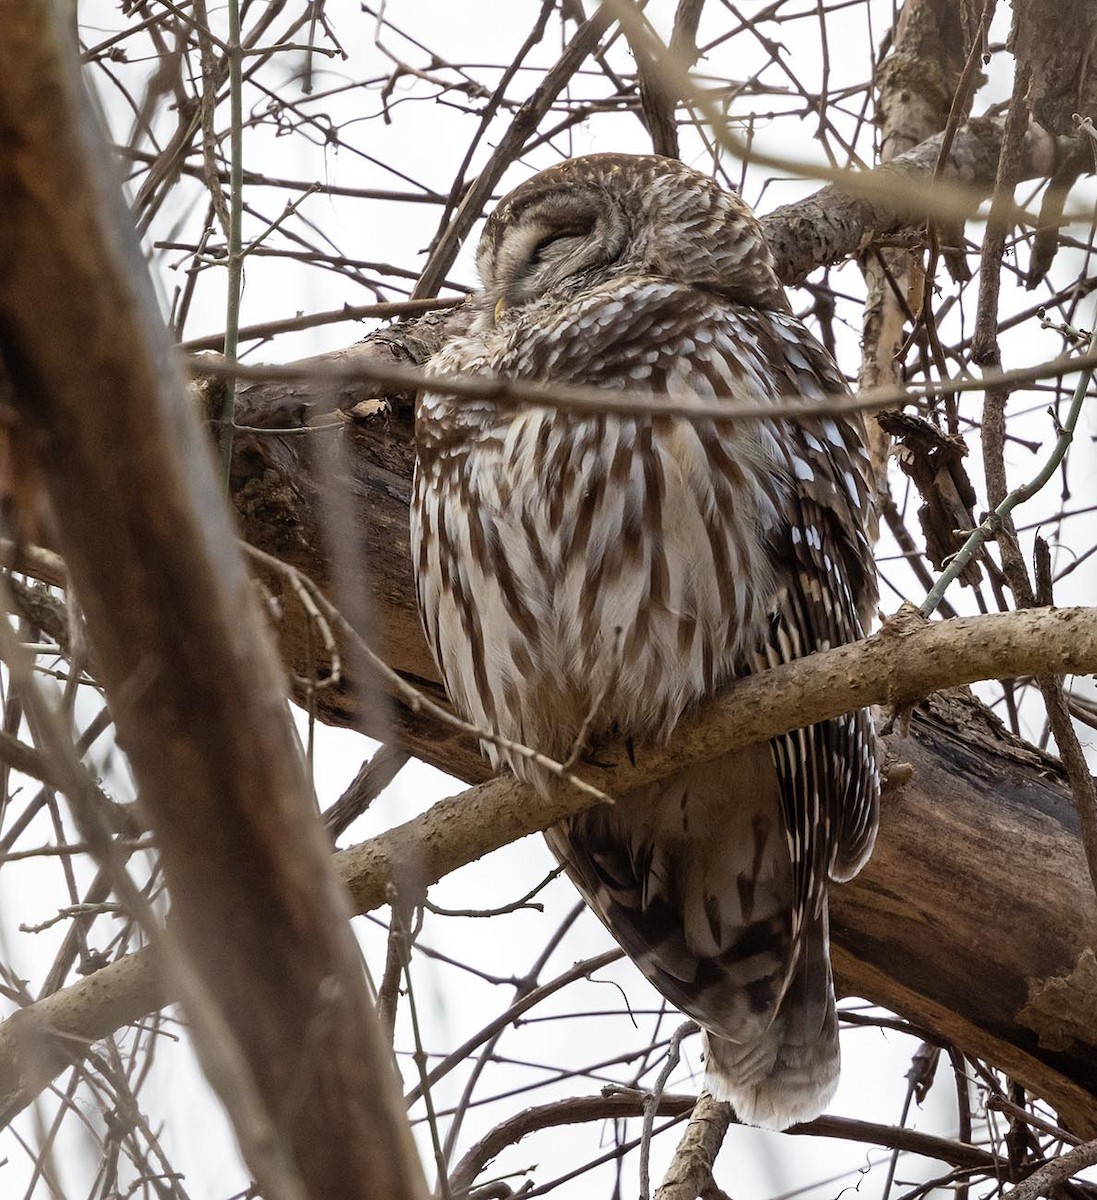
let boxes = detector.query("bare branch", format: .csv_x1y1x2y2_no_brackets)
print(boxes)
0,8,427,1197
447,1088,1002,1197
653,1093,733,1200
6,630,1097,1130
1008,1138,1097,1200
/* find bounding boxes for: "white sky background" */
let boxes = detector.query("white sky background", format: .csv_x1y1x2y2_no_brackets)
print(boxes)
3,1,1097,1198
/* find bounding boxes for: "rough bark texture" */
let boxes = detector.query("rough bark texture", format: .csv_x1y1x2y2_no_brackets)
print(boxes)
761,116,1059,286
874,1,973,164
858,0,974,483
835,694,1097,1135
1009,0,1097,284
1011,0,1097,138
653,1093,734,1200
0,9,426,1199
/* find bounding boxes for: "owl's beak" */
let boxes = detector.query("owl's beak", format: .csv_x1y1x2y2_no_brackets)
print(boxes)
493,296,507,325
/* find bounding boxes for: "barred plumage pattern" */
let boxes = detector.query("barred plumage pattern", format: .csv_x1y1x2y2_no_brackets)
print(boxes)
411,154,878,1130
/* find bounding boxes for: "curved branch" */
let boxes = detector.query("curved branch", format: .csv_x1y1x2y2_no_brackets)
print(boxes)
5,626,1097,1133
446,1088,1001,1197
762,115,1060,285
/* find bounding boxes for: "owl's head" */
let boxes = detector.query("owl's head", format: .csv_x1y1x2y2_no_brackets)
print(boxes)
476,153,789,326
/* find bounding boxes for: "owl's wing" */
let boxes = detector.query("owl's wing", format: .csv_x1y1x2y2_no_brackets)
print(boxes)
418,281,878,1128
744,310,879,915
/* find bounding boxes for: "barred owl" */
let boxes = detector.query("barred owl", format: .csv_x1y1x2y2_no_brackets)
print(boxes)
411,154,878,1130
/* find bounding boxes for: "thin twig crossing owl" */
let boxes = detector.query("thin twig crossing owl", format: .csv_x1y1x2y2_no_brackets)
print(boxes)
411,153,878,1130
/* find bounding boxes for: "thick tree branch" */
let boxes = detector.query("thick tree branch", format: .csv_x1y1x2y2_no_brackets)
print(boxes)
652,1093,733,1200
858,0,976,484
5,649,1097,1135
763,114,1060,286
0,8,425,1199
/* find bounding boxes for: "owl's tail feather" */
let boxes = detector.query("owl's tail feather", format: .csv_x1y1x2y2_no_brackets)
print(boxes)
701,905,839,1131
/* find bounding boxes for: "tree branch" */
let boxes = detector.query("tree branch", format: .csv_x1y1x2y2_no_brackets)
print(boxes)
653,1093,733,1200
446,1087,1001,1197
1009,1137,1097,1200
0,8,426,1198
5,645,1097,1134
762,114,1060,286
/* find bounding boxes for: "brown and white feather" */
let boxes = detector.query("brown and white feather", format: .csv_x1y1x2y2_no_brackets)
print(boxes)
411,154,878,1130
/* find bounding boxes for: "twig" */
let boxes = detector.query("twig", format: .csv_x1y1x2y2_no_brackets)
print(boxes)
245,544,613,807
20,903,125,934
439,902,588,1168
1037,682,1097,902
193,341,1097,429
411,6,614,299
920,313,1097,615
424,867,563,919
641,1021,699,1200
972,50,1036,608
246,543,342,688
376,902,408,1044
628,0,705,157
394,900,452,1200
216,0,245,486
181,297,462,352
447,1089,1003,1197
986,1095,1083,1148
406,949,624,1109
322,744,410,841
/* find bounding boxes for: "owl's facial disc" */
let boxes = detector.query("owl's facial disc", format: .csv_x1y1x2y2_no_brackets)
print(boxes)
479,189,627,324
